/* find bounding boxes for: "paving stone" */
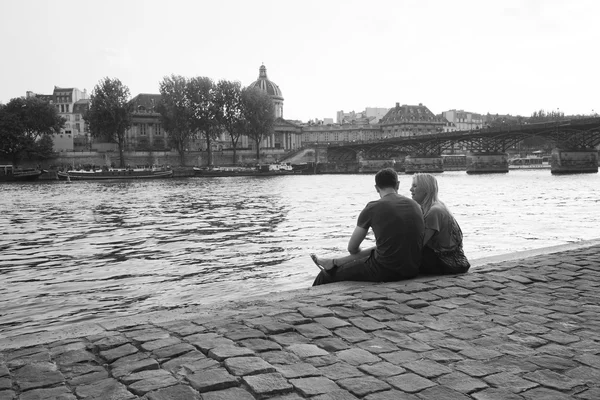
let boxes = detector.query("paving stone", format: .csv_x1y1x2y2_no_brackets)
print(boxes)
348,317,387,331
574,353,600,368
161,351,220,376
110,352,149,369
471,388,525,400
145,383,201,400
482,372,539,393
127,329,171,342
68,369,110,386
13,362,65,391
0,365,8,378
239,338,282,352
243,372,293,396
334,326,372,343
261,351,302,365
287,343,329,358
276,313,312,325
402,359,453,378
459,346,503,360
288,376,339,396
222,328,265,341
112,357,159,378
379,350,421,364
223,356,275,376
270,332,311,346
564,365,600,385
575,387,600,400
356,338,398,354
100,343,138,362
48,341,87,356
128,371,179,396
331,306,364,319
18,386,76,400
207,345,255,361
157,320,206,336
336,375,389,397
416,385,472,400
519,387,577,400
0,390,16,400
92,335,131,351
75,377,136,400
152,343,196,360
311,389,359,399
385,373,436,393
522,369,583,391
296,306,334,318
336,348,381,366
363,389,418,400
141,337,181,352
527,354,579,370
436,371,489,393
0,378,10,390
318,362,363,380
314,337,351,352
453,360,499,377
306,354,340,367
250,320,295,334
385,320,425,333
187,368,239,393
201,387,255,400
358,361,406,377
275,362,320,379
314,317,351,329
295,323,333,339
185,333,235,353
120,368,171,384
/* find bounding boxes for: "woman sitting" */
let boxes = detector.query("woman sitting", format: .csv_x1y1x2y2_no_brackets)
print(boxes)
410,173,470,275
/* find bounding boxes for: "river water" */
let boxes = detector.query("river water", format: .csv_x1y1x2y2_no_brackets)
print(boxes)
1,170,599,337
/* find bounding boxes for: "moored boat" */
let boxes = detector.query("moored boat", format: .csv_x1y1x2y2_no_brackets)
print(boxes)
0,165,46,182
193,163,299,177
57,167,173,181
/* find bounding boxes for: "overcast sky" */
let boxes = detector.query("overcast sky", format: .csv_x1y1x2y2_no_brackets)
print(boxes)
1,0,598,121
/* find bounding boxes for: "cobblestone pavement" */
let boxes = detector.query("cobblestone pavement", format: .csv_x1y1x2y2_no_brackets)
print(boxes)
1,244,599,400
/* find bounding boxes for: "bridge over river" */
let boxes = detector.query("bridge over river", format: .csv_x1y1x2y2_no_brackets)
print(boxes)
321,117,600,174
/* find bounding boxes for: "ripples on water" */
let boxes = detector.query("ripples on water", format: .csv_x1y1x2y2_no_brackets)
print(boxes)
1,171,599,336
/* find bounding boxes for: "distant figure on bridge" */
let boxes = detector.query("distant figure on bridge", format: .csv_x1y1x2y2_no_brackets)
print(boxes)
310,168,424,286
410,173,470,275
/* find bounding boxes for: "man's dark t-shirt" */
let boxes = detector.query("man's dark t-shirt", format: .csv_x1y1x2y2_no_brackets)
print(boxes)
357,193,424,278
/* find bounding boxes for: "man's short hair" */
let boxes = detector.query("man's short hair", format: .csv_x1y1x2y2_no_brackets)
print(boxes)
375,168,398,189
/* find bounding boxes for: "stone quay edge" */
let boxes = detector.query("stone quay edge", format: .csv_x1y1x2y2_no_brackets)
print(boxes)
1,239,599,400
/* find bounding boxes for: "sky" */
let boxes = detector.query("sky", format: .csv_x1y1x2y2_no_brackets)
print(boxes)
1,0,598,122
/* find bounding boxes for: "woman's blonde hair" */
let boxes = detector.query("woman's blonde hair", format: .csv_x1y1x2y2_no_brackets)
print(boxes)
412,173,441,215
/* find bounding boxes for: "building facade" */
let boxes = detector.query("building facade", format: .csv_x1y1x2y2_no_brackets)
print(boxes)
26,87,89,152
442,109,485,131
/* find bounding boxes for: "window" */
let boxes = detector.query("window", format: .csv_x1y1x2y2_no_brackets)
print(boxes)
61,105,64,113
75,114,80,121
140,124,147,135
75,123,80,131
66,104,69,112
156,124,162,136
65,115,70,121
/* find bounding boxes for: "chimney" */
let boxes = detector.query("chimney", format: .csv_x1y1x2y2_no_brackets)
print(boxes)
395,102,400,110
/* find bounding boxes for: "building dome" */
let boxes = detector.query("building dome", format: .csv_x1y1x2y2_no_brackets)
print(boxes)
249,65,284,100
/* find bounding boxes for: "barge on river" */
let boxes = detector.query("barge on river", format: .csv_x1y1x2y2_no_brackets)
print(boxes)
193,163,305,177
0,165,46,182
57,167,173,181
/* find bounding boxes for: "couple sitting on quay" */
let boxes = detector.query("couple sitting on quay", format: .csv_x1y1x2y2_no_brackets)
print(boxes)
311,168,470,286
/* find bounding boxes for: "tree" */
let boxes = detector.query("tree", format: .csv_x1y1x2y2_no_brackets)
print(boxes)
241,86,275,163
215,80,244,164
0,97,63,164
186,76,221,167
157,74,192,165
85,77,133,167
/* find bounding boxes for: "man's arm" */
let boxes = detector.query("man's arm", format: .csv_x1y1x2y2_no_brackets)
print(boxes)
347,226,368,254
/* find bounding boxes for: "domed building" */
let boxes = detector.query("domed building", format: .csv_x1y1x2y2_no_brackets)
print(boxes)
247,64,302,153
248,64,284,118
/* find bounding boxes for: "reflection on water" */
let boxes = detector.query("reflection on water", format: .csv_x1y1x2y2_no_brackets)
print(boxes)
1,171,599,337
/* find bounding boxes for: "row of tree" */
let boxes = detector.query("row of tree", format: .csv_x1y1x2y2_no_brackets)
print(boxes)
0,97,64,164
85,76,276,167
